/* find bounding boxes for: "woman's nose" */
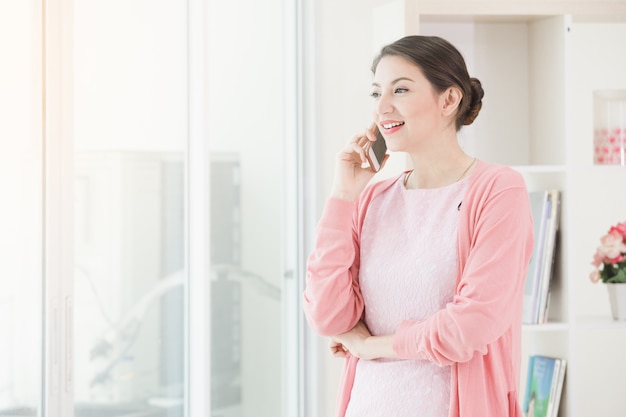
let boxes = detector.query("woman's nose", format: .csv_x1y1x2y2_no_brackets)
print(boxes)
375,92,393,115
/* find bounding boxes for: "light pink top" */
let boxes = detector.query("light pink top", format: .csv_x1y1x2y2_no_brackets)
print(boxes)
345,177,468,417
303,161,535,417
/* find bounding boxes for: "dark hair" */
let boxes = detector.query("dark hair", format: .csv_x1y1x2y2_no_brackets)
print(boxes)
371,35,484,131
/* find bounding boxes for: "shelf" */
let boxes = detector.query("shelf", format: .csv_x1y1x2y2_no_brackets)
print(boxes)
522,322,570,332
569,164,626,173
416,10,626,417
574,315,626,330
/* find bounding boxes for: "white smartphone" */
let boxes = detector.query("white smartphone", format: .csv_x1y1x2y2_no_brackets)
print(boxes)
365,126,387,172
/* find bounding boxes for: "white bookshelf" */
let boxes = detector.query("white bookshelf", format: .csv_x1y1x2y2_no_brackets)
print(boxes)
395,2,626,416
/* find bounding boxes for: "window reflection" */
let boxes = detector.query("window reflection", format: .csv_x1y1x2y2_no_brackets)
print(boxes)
206,1,289,414
72,0,188,414
74,152,185,417
209,156,283,417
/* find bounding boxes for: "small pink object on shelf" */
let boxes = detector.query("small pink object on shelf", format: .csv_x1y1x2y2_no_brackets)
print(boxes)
594,90,626,165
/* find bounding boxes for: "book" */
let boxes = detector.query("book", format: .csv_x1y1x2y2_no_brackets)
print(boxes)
523,355,566,417
537,190,561,324
523,191,549,324
522,190,561,324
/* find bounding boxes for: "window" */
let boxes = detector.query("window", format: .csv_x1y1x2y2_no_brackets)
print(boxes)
0,0,304,416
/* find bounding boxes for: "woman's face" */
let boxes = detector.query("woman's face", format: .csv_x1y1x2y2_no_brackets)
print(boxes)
371,55,445,152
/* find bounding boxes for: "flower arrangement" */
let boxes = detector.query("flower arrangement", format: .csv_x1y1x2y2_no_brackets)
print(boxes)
590,221,626,283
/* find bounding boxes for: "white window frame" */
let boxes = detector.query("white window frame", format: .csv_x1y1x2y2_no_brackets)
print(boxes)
40,0,310,416
43,0,74,415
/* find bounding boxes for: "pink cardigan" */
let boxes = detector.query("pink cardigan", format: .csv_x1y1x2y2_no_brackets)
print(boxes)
303,161,534,417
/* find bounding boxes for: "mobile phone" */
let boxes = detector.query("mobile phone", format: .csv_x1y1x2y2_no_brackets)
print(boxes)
365,127,387,172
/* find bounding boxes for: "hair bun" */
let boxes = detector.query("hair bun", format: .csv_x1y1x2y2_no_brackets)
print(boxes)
463,78,484,126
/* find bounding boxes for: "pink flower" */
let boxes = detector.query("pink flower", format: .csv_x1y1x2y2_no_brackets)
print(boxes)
592,250,605,267
611,222,626,240
589,221,626,284
598,230,626,261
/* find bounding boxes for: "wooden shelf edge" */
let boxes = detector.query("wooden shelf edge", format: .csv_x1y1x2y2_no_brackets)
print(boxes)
411,0,626,16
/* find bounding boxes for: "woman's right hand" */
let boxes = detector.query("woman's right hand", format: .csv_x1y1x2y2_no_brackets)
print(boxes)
330,124,387,201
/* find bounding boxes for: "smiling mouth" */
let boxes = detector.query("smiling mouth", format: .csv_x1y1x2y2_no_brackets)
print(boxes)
382,122,404,130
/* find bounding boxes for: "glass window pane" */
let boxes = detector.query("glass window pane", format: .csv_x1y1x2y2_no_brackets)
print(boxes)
207,0,288,415
0,1,43,416
73,2,188,416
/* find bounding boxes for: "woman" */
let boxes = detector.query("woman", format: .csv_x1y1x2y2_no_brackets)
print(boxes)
303,35,534,417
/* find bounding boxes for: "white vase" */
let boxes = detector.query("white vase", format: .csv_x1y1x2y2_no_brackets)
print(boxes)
606,283,626,320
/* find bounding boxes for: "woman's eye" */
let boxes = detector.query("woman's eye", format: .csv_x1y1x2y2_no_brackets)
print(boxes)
394,88,408,94
370,91,381,99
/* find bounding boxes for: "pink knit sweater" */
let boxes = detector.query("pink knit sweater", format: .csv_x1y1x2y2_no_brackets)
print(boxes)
304,161,534,417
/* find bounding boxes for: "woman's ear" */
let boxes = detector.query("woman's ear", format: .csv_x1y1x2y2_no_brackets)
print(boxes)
441,87,462,116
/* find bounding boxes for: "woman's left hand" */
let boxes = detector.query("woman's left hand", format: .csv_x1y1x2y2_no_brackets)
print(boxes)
330,321,399,360
330,321,373,359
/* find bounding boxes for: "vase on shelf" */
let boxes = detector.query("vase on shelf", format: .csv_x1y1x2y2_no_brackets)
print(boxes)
606,283,626,320
593,90,626,165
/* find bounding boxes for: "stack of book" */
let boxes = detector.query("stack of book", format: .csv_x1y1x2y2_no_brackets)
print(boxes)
523,355,567,417
522,190,561,325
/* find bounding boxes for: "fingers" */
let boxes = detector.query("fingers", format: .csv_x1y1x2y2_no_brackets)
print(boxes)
332,347,348,358
366,121,378,141
366,120,377,133
349,142,368,165
330,126,382,201
344,127,376,163
339,132,369,165
329,339,349,358
345,122,380,150
360,124,380,145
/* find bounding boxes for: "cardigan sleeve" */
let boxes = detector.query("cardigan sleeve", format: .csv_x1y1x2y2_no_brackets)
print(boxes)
303,197,365,336
392,170,534,365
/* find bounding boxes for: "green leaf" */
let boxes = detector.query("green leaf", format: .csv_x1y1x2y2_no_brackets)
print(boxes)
607,268,626,283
